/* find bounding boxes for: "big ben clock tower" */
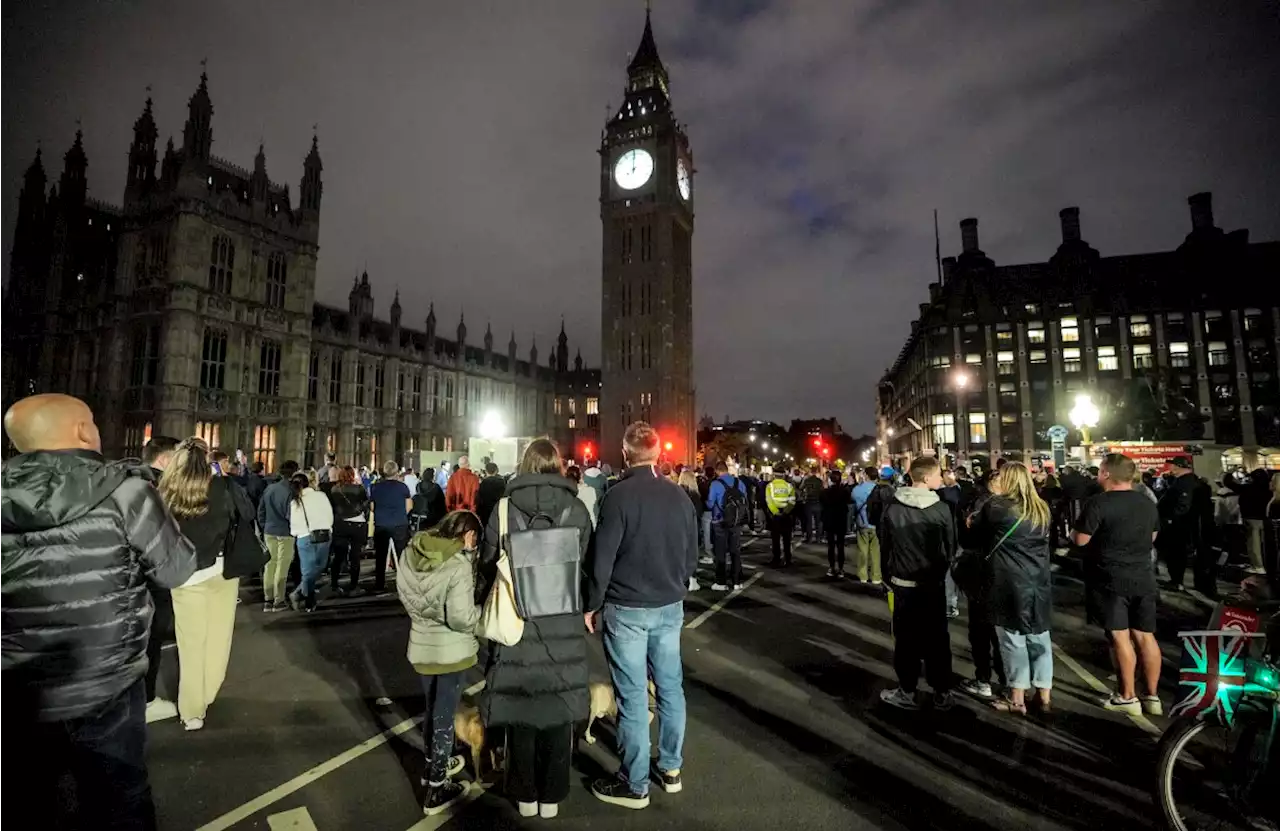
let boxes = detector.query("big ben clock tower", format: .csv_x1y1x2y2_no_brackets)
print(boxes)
600,9,695,467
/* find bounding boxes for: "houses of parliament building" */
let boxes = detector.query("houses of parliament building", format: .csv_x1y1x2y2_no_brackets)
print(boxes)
3,71,601,470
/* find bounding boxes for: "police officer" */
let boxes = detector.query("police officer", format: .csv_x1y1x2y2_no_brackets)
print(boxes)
765,468,797,566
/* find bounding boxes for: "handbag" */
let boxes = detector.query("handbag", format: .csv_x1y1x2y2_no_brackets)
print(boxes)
479,497,525,646
300,499,332,545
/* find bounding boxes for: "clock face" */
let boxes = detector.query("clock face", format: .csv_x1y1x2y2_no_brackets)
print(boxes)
677,158,691,200
614,148,654,190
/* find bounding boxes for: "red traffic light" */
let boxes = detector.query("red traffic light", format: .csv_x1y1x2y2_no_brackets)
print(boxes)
582,443,593,459
664,441,674,451
812,437,821,448
821,447,831,457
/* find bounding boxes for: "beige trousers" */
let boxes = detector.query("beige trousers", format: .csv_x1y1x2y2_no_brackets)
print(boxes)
172,575,240,722
263,534,295,603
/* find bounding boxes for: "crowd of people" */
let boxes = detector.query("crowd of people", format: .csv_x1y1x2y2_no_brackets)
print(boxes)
5,389,1280,826
0,393,702,825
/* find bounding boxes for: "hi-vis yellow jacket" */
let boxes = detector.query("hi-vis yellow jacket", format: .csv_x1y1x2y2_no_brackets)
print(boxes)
765,478,796,515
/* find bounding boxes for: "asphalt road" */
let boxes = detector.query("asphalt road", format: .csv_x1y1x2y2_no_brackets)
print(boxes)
146,536,1221,831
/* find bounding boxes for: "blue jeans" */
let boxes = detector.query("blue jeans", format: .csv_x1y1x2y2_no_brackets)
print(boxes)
700,513,712,554
944,566,959,615
296,536,331,599
996,626,1053,690
603,601,686,794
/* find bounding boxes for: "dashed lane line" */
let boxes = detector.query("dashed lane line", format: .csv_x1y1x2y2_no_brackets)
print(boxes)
193,715,424,831
266,807,319,830
686,571,764,630
1051,645,1161,736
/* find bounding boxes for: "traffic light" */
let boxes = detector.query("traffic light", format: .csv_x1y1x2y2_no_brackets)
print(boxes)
821,447,831,458
664,441,674,452
812,437,821,448
582,442,593,460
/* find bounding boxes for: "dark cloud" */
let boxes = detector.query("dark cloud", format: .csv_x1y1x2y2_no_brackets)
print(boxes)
5,1,1278,431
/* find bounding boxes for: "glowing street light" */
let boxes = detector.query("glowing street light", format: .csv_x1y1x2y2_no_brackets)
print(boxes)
478,410,506,439
748,434,758,443
1069,393,1100,446
761,442,770,451
953,371,969,389
887,427,895,437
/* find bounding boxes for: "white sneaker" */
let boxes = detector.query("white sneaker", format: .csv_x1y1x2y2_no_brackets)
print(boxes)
183,717,205,731
518,801,538,818
698,555,713,565
539,803,559,818
825,568,837,578
1141,695,1163,716
711,583,731,591
687,577,700,591
145,698,178,724
879,688,919,710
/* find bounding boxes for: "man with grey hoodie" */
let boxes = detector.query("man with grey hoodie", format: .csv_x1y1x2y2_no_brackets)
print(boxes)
878,455,958,711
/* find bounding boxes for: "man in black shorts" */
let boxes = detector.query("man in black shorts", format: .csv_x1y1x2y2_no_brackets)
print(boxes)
1073,453,1162,716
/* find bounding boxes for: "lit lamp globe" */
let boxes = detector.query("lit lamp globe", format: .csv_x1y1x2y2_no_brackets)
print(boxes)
478,411,506,440
1069,393,1100,447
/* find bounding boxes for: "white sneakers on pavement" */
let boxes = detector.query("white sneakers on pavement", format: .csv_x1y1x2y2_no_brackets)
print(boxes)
145,698,178,724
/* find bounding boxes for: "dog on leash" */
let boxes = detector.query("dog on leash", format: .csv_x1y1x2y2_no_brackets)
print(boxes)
453,703,494,779
585,680,657,744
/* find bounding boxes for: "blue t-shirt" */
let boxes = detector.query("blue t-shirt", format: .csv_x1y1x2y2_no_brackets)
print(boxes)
851,481,876,528
370,479,411,528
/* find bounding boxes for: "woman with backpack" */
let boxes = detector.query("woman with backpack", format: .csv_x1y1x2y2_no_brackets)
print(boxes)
397,510,483,817
476,439,592,819
969,461,1054,715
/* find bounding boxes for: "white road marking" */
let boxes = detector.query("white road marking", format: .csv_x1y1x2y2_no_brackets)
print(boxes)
685,571,763,630
1051,645,1160,735
266,806,319,831
193,715,424,831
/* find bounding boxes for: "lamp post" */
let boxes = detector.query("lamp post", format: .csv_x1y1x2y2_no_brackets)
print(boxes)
1069,393,1100,454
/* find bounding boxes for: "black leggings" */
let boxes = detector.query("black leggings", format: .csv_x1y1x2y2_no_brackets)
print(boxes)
330,521,368,589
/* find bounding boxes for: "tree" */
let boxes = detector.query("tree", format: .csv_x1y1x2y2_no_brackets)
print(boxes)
698,433,748,470
1113,371,1208,441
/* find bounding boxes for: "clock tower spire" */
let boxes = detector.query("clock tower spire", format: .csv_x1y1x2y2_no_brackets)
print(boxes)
599,8,695,467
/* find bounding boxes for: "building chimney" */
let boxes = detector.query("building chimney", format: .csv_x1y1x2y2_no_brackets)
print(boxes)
1059,207,1081,242
919,302,930,317
928,282,940,302
960,218,979,254
1188,192,1214,231
941,256,956,283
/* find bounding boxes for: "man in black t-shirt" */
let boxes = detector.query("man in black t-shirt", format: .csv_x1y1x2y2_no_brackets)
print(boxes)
1073,453,1162,717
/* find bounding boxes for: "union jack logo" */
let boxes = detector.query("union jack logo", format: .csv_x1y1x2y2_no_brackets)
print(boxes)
1171,629,1252,723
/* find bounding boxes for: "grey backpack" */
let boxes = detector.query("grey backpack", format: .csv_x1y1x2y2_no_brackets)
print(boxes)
501,498,583,620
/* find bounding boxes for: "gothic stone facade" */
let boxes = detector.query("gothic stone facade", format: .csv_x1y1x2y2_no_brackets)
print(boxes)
599,11,696,468
4,72,597,469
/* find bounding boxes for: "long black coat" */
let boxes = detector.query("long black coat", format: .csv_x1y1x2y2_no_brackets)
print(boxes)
973,496,1052,634
477,473,592,729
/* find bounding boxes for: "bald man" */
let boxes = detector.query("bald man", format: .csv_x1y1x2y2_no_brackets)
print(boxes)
2,394,197,830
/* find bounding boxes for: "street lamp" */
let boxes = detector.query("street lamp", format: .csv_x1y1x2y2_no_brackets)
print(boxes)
478,410,506,439
887,427,895,437
761,442,770,451
748,434,757,443
1069,393,1100,446
953,371,969,389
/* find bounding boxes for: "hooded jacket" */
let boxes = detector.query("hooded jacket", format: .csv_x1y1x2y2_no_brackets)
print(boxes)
478,473,591,729
396,531,479,674
582,466,607,519
412,479,447,529
2,450,197,721
880,486,957,586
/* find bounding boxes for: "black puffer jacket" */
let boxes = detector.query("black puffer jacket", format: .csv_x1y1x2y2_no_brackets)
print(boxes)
972,496,1053,634
478,473,591,729
1,450,197,721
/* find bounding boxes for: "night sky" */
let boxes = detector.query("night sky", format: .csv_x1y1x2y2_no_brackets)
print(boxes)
4,1,1279,432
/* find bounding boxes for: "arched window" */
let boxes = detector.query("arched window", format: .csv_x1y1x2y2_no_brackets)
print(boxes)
209,235,234,293
265,252,286,309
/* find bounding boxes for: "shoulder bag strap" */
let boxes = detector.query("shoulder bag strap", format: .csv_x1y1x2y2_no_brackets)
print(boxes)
498,497,509,556
987,515,1024,560
299,496,310,531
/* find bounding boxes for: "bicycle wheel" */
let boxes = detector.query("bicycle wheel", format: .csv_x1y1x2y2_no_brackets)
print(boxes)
1155,713,1259,831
